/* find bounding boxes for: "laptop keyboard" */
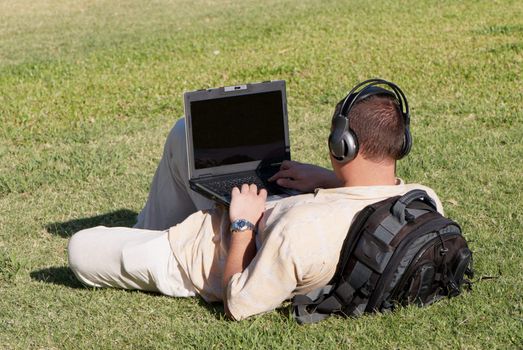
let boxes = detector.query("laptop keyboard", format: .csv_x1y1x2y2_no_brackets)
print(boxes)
200,173,267,195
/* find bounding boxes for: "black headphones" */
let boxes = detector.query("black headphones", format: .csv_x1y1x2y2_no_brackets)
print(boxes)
328,78,412,163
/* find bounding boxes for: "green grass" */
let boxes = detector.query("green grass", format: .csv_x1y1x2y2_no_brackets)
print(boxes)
1,0,522,348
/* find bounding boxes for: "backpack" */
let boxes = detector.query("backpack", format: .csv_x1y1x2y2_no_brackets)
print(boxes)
292,189,473,324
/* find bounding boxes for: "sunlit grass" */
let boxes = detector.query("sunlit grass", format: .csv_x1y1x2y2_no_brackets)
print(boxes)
1,0,522,348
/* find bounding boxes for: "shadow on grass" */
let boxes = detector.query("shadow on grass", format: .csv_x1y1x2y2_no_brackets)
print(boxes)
195,298,226,320
30,267,229,319
45,209,138,238
30,266,84,289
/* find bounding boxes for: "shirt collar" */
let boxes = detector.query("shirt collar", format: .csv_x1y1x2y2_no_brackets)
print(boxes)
314,178,406,199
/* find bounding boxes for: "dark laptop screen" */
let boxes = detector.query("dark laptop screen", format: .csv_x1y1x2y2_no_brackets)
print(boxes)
190,91,286,170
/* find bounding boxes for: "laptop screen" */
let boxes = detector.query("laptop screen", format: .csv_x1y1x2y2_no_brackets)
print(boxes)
190,91,286,170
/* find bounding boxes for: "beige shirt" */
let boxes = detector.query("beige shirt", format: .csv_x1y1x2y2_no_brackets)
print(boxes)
168,181,442,320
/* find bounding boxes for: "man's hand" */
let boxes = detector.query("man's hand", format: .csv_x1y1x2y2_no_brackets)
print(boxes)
229,184,267,224
268,160,343,193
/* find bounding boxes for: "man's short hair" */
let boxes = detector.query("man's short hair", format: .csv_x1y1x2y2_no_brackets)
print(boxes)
348,94,406,162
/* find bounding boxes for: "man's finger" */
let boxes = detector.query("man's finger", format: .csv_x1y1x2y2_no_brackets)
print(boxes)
276,177,302,191
259,188,268,200
268,169,292,181
241,183,249,192
276,178,292,188
249,184,257,193
231,186,240,197
281,160,300,170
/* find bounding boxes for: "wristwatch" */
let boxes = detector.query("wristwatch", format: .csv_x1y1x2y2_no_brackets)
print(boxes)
230,219,256,233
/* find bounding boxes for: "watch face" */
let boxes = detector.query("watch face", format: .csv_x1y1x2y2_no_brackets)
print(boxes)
231,219,255,232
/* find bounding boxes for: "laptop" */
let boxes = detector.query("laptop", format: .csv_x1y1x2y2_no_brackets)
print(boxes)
184,80,296,206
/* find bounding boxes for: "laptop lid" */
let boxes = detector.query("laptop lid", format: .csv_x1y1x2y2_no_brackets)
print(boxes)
184,80,290,181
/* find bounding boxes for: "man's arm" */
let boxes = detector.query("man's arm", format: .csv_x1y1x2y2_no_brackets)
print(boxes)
268,160,343,193
222,183,267,319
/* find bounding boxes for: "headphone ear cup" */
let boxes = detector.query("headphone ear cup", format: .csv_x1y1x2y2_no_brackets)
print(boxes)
399,125,412,159
329,115,347,158
340,129,358,163
329,125,359,163
329,115,359,163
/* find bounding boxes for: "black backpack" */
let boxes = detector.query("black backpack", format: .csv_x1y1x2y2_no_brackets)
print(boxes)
292,189,473,324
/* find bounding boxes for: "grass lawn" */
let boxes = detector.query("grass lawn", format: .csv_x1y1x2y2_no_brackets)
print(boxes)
1,0,522,348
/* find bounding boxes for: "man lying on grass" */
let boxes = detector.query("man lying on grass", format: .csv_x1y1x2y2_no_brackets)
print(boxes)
68,79,442,320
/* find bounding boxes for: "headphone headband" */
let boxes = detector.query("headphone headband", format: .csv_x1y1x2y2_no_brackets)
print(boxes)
339,78,409,121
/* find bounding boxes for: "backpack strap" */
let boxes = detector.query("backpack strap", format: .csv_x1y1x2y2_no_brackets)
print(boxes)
330,203,382,283
292,285,335,324
292,260,375,324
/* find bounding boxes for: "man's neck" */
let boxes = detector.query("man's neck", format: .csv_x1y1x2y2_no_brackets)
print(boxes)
340,156,397,187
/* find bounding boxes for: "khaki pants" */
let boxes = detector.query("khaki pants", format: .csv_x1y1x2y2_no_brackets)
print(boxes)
68,118,212,296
